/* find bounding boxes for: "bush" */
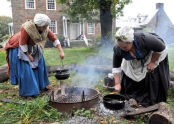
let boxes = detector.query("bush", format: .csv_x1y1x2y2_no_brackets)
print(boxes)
56,34,65,46
1,34,10,42
92,35,101,46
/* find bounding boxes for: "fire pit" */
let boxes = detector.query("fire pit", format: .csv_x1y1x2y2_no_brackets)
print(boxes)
49,87,100,113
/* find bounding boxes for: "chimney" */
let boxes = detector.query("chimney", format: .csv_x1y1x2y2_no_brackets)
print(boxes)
156,3,164,9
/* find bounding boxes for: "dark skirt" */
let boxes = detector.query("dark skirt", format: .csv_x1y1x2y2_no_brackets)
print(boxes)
120,56,170,107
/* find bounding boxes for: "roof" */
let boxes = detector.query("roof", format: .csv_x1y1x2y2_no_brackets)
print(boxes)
116,10,158,29
116,3,174,45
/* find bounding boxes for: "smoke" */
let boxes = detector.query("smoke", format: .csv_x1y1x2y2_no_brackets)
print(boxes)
70,45,114,88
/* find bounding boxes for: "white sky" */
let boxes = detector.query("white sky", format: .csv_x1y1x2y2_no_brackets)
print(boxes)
0,0,174,23
0,0,12,17
120,0,174,23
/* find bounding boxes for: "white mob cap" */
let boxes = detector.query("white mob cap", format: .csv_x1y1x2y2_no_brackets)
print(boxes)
115,26,134,42
34,13,51,27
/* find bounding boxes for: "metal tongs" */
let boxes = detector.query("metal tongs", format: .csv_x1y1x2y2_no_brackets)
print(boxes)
60,59,66,96
61,59,64,69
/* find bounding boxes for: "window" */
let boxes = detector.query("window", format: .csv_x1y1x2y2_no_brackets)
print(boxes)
25,0,35,9
49,20,57,34
87,23,95,34
47,0,56,10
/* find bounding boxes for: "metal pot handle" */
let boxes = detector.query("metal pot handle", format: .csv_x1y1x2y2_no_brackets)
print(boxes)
61,59,64,69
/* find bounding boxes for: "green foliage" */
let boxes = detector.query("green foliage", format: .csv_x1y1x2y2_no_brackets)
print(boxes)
0,95,63,123
93,34,101,46
57,34,65,42
57,0,131,22
73,108,95,118
0,51,6,66
1,34,10,42
167,88,174,114
0,16,12,42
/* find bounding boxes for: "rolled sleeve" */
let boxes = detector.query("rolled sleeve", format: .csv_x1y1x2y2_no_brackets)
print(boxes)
155,47,167,54
112,67,121,74
53,39,60,47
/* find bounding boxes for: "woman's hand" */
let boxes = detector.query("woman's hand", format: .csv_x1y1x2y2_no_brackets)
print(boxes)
147,52,161,72
147,62,155,72
25,52,34,62
114,73,121,93
28,54,34,62
57,44,64,59
59,51,64,59
115,83,121,93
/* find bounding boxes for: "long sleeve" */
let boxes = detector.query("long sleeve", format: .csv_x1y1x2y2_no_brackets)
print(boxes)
140,33,166,52
112,46,123,74
19,27,31,52
19,27,31,45
47,29,60,47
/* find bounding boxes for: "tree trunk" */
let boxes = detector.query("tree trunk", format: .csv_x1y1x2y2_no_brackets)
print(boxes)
99,0,113,46
148,102,174,124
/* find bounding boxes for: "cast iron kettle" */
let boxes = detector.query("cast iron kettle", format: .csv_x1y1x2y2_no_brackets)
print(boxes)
55,59,70,80
103,93,126,110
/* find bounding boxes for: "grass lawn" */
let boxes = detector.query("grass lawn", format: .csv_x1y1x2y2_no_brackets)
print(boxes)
0,51,6,66
0,46,174,123
167,46,174,71
1,46,174,69
44,47,95,65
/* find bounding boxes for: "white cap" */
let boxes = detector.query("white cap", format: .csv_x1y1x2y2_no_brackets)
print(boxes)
115,26,134,42
34,13,51,27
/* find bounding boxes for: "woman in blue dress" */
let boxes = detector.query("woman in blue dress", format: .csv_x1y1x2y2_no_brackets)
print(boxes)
5,13,64,100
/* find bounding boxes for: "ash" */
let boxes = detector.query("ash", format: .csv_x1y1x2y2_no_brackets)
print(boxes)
96,100,135,117
62,116,98,124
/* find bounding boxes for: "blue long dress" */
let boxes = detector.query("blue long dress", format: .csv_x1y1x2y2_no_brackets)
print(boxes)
9,48,50,96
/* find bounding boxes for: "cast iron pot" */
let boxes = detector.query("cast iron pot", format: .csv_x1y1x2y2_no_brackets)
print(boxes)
55,68,70,80
103,94,125,110
104,77,115,87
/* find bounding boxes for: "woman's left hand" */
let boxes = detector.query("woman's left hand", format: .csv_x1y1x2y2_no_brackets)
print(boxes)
147,62,155,72
59,51,64,59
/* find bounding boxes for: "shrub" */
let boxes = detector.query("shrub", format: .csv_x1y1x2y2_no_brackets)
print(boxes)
56,34,65,46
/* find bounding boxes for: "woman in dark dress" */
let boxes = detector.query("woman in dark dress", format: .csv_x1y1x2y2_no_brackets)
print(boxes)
112,26,169,107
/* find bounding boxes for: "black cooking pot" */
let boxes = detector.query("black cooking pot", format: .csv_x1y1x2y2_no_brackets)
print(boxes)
103,94,125,110
104,77,115,87
55,68,70,80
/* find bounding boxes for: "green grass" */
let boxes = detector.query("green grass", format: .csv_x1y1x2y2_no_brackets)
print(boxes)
1,46,174,69
44,47,95,65
0,47,95,66
0,95,64,123
0,51,6,66
167,46,174,71
0,46,174,123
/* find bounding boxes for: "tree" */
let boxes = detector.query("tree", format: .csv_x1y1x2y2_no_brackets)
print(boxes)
57,0,131,46
0,16,12,42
